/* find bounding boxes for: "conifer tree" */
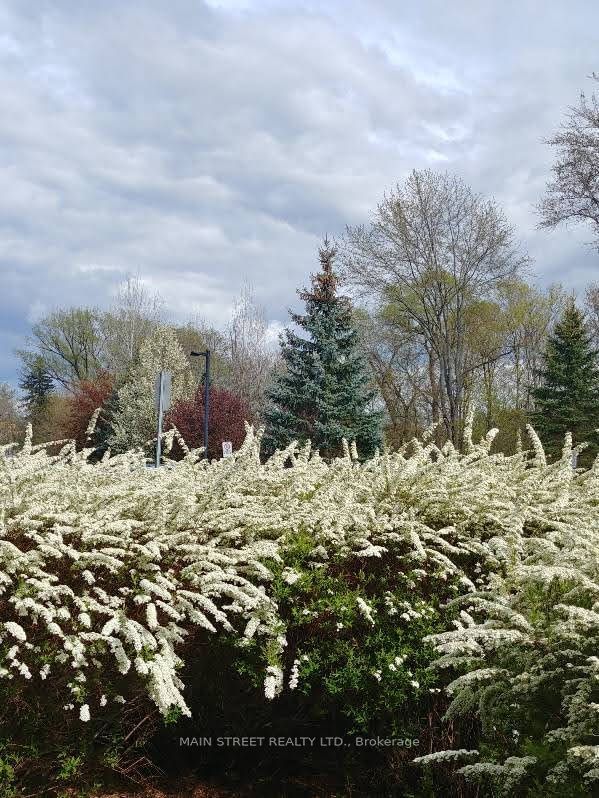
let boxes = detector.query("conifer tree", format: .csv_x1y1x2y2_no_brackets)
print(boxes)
532,300,599,461
91,386,119,459
19,356,54,413
264,239,382,459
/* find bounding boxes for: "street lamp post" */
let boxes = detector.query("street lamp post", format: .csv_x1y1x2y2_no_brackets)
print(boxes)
190,349,210,458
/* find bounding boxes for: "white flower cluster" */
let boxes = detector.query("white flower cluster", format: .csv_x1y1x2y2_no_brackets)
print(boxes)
264,665,284,700
4,418,595,744
356,597,376,625
288,661,300,689
413,749,479,766
419,430,599,789
0,426,278,719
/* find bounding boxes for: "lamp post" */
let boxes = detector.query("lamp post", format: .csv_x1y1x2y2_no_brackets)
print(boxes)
190,350,210,458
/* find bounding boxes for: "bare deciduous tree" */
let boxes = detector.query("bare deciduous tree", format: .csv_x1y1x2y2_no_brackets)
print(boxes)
342,170,528,445
0,383,24,445
225,285,278,423
100,275,164,380
355,306,432,446
585,282,599,346
538,75,599,242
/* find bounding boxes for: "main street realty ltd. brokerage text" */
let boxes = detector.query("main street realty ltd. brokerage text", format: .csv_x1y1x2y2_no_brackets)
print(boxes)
179,736,420,748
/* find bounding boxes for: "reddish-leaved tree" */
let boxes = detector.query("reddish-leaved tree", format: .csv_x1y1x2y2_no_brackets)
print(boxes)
166,385,249,459
65,372,114,449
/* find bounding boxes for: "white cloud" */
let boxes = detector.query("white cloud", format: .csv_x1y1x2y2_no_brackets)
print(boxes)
0,0,598,384
26,301,48,325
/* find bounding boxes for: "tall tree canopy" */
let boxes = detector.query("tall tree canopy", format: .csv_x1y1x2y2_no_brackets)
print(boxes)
264,239,381,459
100,275,163,381
532,300,599,462
538,75,599,244
17,308,103,390
342,170,527,446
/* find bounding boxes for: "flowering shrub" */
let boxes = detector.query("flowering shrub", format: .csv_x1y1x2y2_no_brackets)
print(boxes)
417,430,599,796
1,419,598,795
0,427,279,722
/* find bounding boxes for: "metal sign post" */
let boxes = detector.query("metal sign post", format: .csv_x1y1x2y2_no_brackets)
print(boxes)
154,370,172,468
191,349,210,458
204,349,210,459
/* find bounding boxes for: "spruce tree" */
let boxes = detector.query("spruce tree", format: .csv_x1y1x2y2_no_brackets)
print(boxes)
264,239,382,459
19,356,54,413
532,300,599,462
89,386,119,459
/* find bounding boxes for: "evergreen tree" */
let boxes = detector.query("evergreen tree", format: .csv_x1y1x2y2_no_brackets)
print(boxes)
19,356,54,413
264,239,382,459
91,386,119,459
532,300,599,461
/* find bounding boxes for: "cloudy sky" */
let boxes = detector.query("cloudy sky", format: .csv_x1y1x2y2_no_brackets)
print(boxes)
1,0,598,385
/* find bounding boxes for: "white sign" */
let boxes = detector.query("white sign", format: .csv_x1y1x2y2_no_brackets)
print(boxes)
154,371,172,468
154,371,172,412
222,441,233,458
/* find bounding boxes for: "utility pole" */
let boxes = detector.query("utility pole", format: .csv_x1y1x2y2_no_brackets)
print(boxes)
190,350,210,458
